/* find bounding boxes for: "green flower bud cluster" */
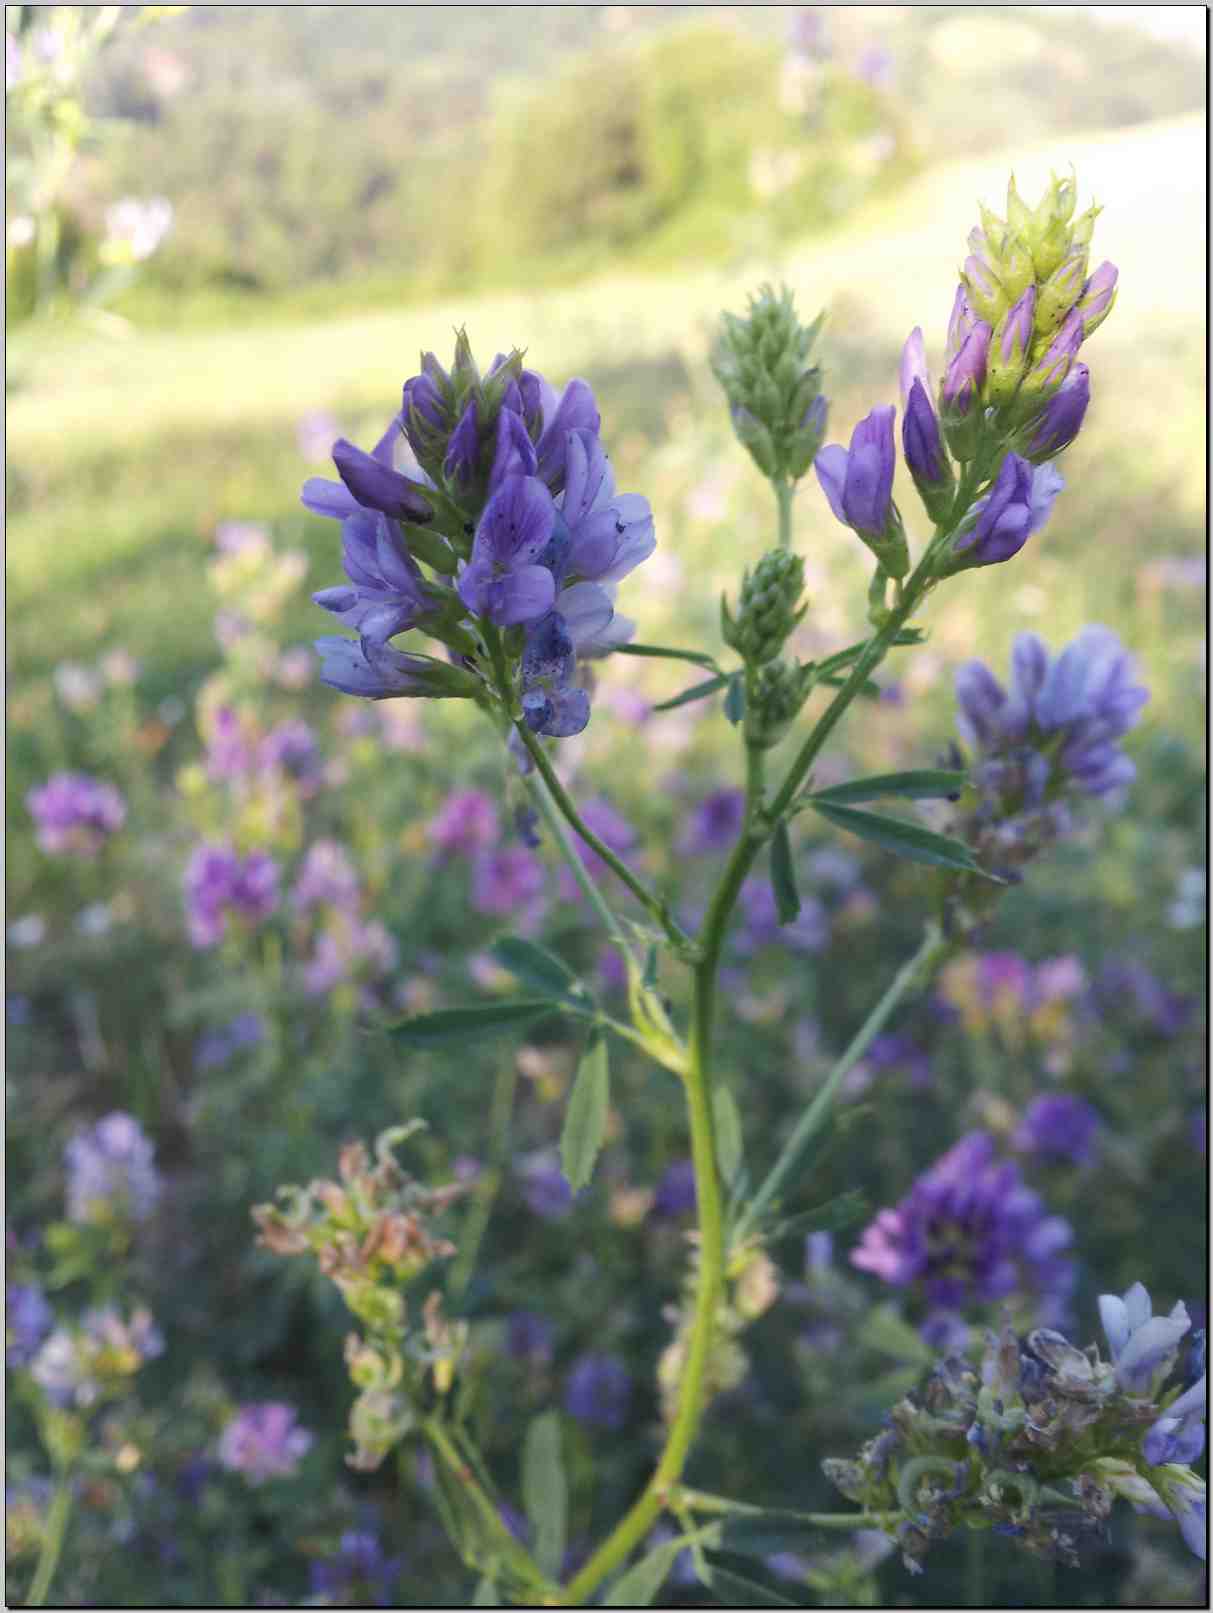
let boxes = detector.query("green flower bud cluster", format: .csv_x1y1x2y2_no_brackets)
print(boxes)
657,1240,779,1425
721,548,808,665
254,1122,470,1472
744,658,815,751
711,285,828,484
824,1315,1203,1577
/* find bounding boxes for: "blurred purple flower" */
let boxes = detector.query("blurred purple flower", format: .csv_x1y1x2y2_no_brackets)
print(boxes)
564,1353,632,1430
218,1402,312,1484
429,790,500,857
516,1152,574,1220
679,788,745,854
65,1112,160,1224
6,1283,53,1367
309,1530,403,1606
506,1310,555,1366
851,1131,1074,1310
1013,1094,1099,1165
472,847,546,916
195,1013,266,1072
652,1158,697,1219
296,409,340,464
184,843,280,948
292,840,361,914
27,773,125,857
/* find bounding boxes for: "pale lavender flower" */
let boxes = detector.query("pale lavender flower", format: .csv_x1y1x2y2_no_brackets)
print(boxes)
27,773,125,856
1143,1374,1206,1468
292,840,361,914
302,918,397,996
65,1112,160,1224
218,1402,312,1484
1099,1282,1191,1394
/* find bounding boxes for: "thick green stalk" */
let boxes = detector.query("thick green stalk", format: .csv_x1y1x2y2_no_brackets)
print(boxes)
27,1477,72,1608
775,480,795,550
735,926,955,1243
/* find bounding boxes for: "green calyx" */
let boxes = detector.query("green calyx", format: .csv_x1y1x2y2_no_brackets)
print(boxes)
744,657,814,750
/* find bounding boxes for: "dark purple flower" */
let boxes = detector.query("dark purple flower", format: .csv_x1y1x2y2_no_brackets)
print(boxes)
184,842,280,948
302,415,431,525
564,1352,632,1430
1013,1094,1100,1165
953,454,1061,567
64,1111,161,1224
851,1131,1074,1310
471,846,545,916
902,377,947,487
312,511,432,648
258,719,321,787
679,788,745,854
6,1283,53,1367
443,397,480,488
429,790,500,856
27,773,125,856
815,406,896,538
1026,363,1090,460
218,1402,312,1484
505,1310,555,1366
652,1159,697,1219
458,474,557,626
314,636,448,700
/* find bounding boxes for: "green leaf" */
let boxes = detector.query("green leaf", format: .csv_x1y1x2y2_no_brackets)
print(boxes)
817,671,881,699
604,1531,720,1607
764,1188,869,1244
390,999,553,1047
699,1561,799,1607
642,944,659,992
654,673,730,712
560,1035,610,1193
490,937,582,1001
857,1301,936,1365
521,1412,567,1581
810,769,966,805
816,627,925,676
769,820,801,923
615,642,721,671
713,1085,744,1188
724,674,746,725
809,800,989,876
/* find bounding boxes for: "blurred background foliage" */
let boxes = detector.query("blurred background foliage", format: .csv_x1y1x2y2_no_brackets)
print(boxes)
4,5,1207,1608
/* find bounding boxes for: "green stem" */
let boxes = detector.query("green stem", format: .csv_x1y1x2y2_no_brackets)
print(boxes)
775,480,795,550
515,721,690,952
448,1056,518,1300
424,1419,551,1596
27,1477,72,1608
560,749,769,1607
735,925,955,1242
524,764,633,956
677,1487,905,1530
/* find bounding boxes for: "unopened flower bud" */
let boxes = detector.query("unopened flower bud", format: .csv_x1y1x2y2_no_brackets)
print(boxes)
745,658,814,750
1023,364,1090,461
722,549,808,665
713,285,828,483
1034,248,1088,338
962,252,1008,325
1024,307,1084,400
1074,261,1118,339
987,286,1037,407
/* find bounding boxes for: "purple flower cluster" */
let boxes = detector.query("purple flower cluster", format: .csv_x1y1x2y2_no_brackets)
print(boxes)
428,789,499,856
309,1530,403,1606
184,843,280,948
194,1012,266,1072
27,772,125,856
678,788,745,855
289,841,397,995
950,626,1149,878
64,1111,161,1224
1014,1093,1100,1165
31,1306,164,1408
850,1131,1074,1312
305,337,654,740
217,1401,312,1484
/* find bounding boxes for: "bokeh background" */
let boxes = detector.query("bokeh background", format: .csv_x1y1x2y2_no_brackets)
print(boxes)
6,6,1207,1607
